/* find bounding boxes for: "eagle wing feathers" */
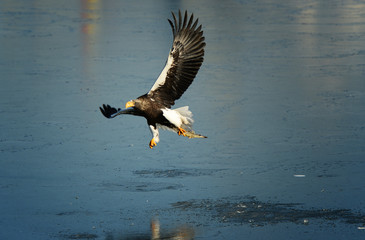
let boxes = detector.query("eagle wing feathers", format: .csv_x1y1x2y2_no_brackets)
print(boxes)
148,10,205,108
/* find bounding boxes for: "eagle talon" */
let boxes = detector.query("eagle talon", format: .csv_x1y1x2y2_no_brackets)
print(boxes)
149,138,157,149
178,128,187,136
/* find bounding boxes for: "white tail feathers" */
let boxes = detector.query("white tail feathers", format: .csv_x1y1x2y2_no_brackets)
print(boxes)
174,106,194,130
160,106,194,132
157,106,206,138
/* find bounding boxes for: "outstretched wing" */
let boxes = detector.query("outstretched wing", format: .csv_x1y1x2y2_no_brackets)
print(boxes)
148,10,206,108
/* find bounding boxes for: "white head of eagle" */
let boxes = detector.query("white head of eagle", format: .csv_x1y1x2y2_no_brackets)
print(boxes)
100,10,207,149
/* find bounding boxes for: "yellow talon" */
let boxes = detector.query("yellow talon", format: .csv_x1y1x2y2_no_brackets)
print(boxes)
178,127,187,136
149,138,157,149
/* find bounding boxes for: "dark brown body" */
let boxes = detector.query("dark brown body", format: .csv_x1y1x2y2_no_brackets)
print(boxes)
133,94,175,128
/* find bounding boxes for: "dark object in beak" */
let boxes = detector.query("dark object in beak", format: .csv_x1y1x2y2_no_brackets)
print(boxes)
99,104,135,118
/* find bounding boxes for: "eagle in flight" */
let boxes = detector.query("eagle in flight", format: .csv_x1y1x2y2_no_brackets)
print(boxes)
100,10,206,149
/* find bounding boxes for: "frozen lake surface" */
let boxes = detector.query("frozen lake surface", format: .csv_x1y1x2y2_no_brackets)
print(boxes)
1,0,365,239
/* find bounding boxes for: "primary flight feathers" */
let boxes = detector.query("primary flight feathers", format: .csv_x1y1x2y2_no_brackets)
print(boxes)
148,10,206,107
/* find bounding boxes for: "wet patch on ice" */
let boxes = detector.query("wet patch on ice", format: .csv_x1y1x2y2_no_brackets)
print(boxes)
104,233,150,240
99,181,183,192
317,174,338,178
133,168,225,178
59,232,98,239
56,210,93,216
171,196,365,227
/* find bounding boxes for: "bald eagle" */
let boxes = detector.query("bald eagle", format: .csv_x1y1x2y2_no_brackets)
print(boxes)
100,10,206,149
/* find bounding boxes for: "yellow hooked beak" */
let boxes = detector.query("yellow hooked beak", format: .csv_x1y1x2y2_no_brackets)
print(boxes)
125,100,135,109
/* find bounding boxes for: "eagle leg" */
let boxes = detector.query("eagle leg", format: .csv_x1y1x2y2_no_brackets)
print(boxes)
149,138,157,149
177,127,187,136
